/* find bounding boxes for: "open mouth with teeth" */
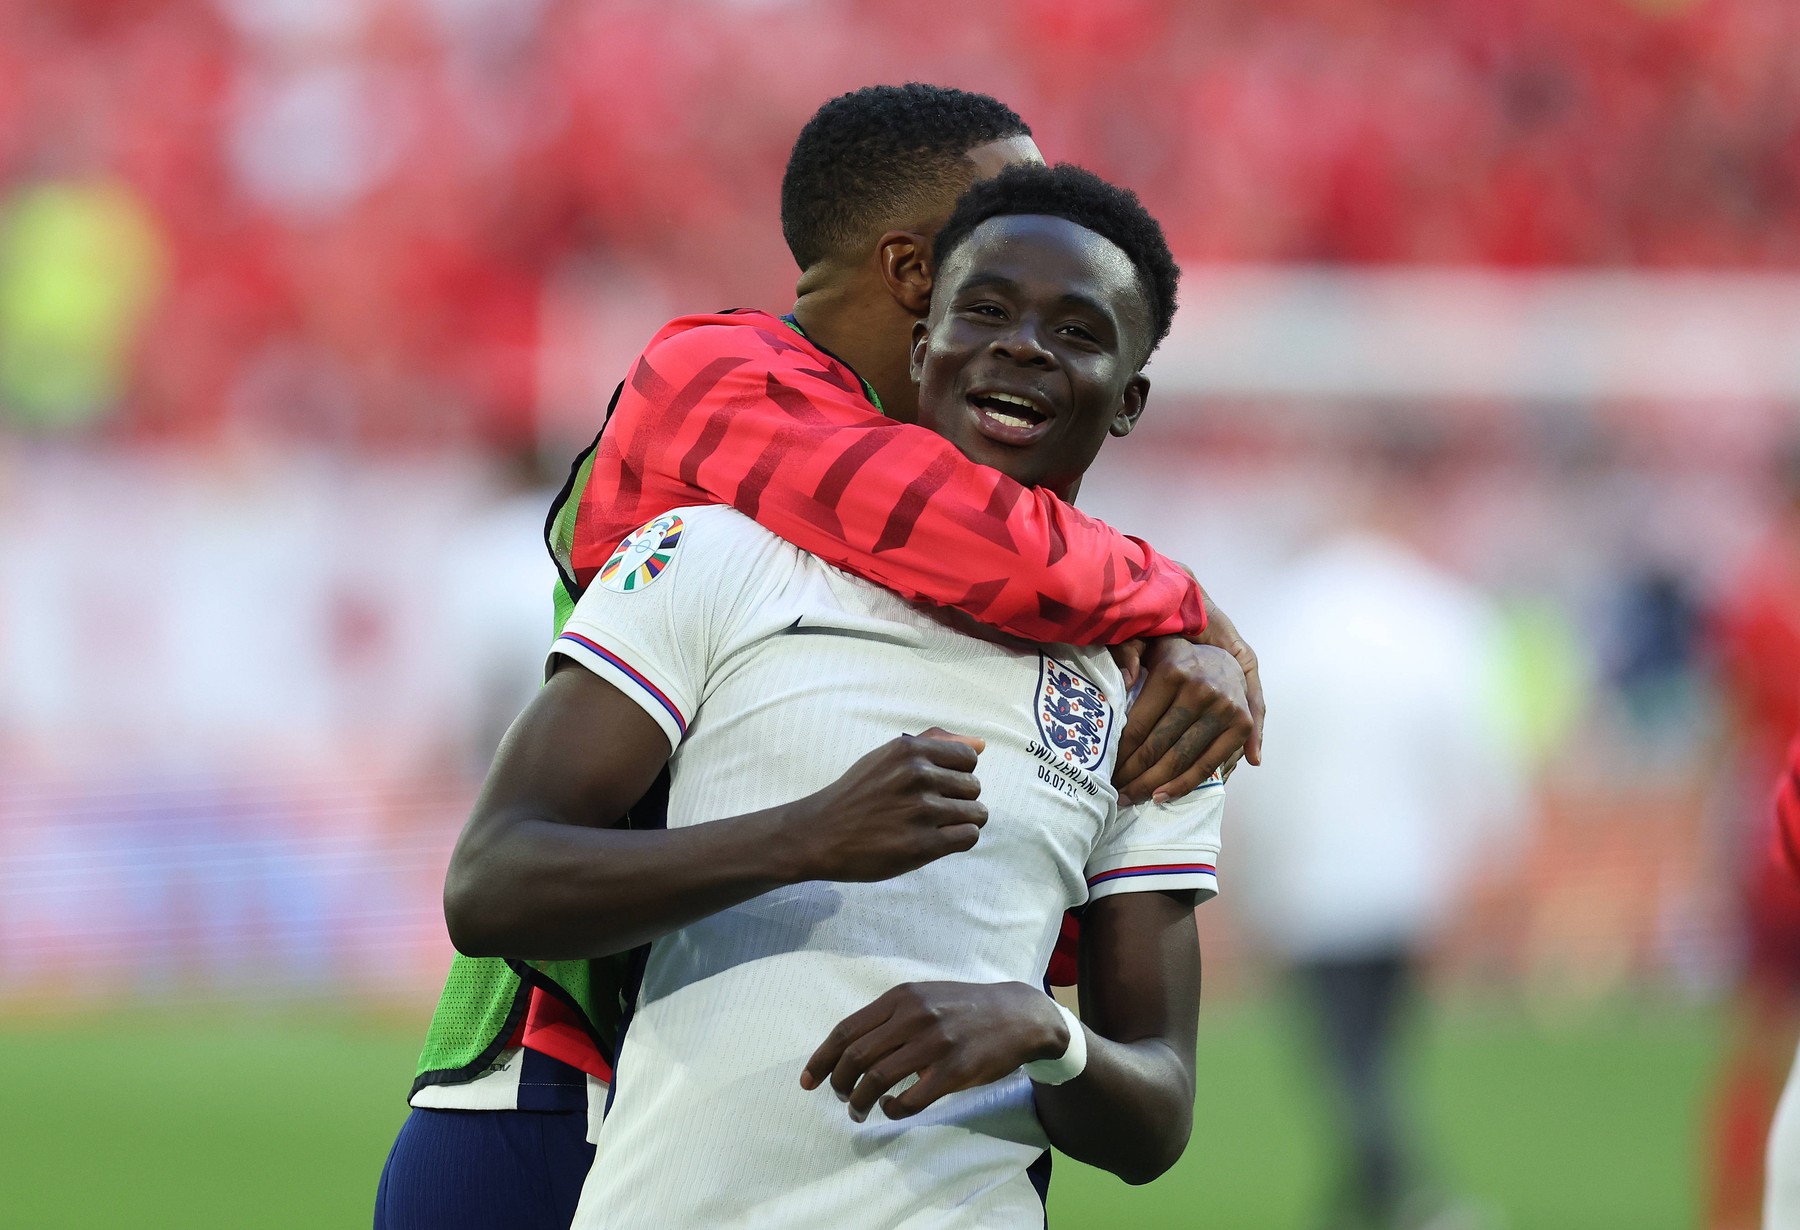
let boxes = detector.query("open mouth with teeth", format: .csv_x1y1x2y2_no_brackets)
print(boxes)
968,390,1052,444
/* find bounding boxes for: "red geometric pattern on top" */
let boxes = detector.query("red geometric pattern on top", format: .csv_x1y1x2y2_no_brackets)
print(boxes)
566,310,1206,646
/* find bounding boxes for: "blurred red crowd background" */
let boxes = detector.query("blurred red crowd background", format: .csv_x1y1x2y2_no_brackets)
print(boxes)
3,0,1797,447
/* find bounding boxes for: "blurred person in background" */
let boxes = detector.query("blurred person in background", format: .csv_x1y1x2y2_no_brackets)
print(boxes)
1232,433,1528,1230
1707,445,1800,1230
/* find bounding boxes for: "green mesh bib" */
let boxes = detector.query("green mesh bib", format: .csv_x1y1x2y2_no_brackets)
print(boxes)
409,572,620,1094
411,953,621,1094
412,329,858,1093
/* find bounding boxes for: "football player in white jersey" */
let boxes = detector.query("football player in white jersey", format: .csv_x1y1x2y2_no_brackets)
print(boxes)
443,163,1229,1227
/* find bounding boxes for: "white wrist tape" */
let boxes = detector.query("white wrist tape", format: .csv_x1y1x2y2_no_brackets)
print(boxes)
1023,1001,1088,1086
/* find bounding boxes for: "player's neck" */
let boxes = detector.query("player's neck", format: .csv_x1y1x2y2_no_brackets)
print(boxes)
790,279,920,424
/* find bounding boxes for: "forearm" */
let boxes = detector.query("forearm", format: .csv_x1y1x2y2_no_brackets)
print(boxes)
1032,1031,1195,1184
441,665,803,961
444,803,802,962
765,481,1207,644
445,666,987,964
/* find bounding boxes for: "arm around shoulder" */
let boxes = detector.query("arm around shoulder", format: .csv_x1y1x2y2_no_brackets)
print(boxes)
626,321,1211,645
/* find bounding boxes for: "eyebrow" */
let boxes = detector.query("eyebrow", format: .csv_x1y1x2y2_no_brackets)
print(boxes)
953,272,1121,330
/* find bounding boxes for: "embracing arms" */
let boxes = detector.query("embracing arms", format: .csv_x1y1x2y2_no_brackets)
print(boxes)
453,661,1205,1182
1115,633,1258,800
557,316,1206,644
444,662,994,961
446,633,1247,963
552,316,1264,784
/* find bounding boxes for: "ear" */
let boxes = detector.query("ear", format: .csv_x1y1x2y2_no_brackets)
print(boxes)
878,231,934,317
909,318,932,385
1109,374,1150,438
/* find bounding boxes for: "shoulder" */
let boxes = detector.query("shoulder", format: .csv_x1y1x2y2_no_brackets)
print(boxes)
599,504,815,616
668,503,784,549
637,310,824,377
569,505,814,669
604,503,786,574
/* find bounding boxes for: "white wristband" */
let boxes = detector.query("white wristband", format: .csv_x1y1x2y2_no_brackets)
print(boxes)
1023,1001,1088,1087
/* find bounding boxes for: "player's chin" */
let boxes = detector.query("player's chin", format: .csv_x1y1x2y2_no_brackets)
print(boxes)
974,447,1046,489
948,423,1048,485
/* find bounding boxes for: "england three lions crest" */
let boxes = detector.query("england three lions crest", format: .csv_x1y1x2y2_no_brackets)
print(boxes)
1036,656,1113,772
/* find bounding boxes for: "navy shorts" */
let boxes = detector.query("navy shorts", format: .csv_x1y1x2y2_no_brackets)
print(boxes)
374,1105,594,1230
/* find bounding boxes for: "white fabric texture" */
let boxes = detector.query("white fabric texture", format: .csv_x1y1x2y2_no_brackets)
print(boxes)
585,1076,609,1145
406,1050,611,1122
407,1046,524,1111
548,505,1224,1230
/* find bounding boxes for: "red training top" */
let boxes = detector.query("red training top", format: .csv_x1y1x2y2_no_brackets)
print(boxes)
548,309,1207,644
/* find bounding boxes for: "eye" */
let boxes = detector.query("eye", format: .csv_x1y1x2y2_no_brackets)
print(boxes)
1059,322,1100,344
964,302,1006,319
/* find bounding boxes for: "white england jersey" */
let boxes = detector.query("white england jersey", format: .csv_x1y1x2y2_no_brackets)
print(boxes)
550,506,1224,1230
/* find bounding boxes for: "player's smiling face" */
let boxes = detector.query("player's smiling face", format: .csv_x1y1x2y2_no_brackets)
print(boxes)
909,214,1152,500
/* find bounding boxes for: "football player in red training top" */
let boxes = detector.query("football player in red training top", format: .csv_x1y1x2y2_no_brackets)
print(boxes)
376,86,1260,1230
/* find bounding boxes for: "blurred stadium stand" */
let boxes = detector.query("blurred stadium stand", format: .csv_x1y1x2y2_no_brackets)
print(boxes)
1,0,1796,1007
2,0,1797,445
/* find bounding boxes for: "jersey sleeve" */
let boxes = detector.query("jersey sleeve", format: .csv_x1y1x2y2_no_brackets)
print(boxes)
548,508,776,750
1085,779,1226,904
562,316,1208,647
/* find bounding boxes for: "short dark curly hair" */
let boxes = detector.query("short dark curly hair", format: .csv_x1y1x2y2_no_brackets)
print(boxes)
933,163,1180,363
780,84,1031,271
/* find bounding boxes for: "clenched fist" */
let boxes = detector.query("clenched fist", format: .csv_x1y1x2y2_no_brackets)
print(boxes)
784,729,988,883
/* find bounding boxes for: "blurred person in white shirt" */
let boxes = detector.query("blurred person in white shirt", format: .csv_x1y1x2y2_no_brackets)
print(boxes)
1231,433,1529,1230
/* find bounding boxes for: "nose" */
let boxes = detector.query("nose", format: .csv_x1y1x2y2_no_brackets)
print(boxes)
991,317,1055,367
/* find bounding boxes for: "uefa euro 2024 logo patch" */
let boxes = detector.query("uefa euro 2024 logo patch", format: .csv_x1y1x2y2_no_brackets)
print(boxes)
1036,656,1113,772
599,514,684,593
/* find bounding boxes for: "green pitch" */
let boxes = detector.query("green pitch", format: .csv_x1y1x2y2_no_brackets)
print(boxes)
0,997,1712,1229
